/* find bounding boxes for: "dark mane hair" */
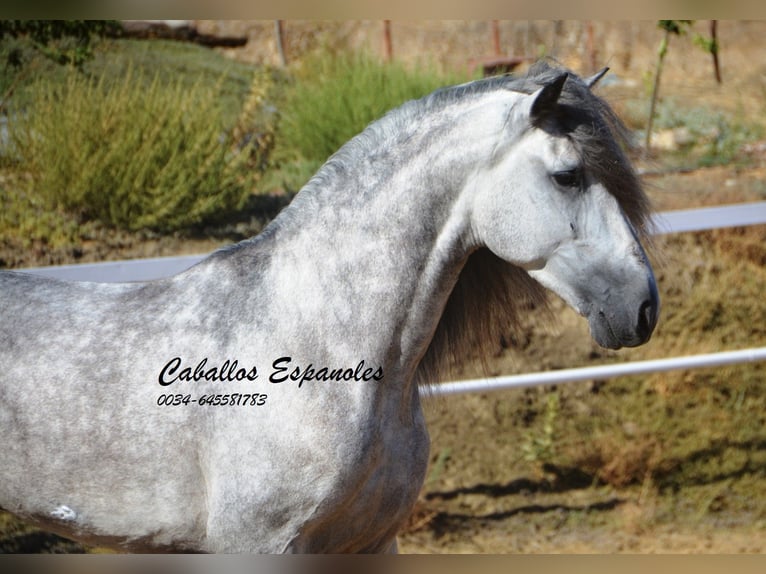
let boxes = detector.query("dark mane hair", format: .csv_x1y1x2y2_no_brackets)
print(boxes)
414,60,653,386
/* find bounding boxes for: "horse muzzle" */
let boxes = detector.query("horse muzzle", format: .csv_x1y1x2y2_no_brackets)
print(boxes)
587,273,660,350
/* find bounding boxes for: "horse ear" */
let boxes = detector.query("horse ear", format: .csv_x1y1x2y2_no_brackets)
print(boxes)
584,67,609,89
529,72,567,124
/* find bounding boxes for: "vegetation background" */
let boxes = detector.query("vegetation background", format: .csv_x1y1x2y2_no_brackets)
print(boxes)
0,20,764,553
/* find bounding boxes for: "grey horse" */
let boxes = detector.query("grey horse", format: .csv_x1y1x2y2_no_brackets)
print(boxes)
0,61,658,552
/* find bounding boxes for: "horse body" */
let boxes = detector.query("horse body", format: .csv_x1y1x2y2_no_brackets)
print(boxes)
0,62,659,552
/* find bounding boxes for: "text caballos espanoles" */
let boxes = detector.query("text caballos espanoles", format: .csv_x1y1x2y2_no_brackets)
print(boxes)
158,356,384,388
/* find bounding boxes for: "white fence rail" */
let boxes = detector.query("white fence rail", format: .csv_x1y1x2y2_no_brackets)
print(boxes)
428,347,766,397
20,253,206,284
652,201,766,234
12,201,766,392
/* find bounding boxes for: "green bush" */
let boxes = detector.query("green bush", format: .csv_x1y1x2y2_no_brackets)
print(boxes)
622,96,764,167
270,51,466,189
7,66,273,232
0,181,82,253
0,20,120,69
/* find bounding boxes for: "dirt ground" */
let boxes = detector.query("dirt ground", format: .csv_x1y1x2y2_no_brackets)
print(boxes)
1,21,765,554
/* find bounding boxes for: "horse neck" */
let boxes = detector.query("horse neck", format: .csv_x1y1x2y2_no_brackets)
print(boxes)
234,93,519,394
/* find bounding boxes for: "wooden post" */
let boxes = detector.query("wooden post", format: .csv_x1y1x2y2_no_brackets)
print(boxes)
645,27,672,154
710,20,722,84
382,20,392,62
491,20,501,56
550,20,563,58
524,21,530,56
585,21,597,73
275,20,287,67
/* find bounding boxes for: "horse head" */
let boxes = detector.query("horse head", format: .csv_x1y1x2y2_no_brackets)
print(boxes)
469,66,659,349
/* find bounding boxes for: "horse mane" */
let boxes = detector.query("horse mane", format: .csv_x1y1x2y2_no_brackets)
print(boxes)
414,60,653,385
221,60,653,386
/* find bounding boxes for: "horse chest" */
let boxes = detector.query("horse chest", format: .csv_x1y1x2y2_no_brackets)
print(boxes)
201,388,429,553
284,397,430,553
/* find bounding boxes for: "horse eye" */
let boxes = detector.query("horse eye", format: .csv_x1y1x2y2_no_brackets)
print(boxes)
552,169,583,190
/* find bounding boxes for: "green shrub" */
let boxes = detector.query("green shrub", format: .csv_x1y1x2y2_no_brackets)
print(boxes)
521,391,560,468
0,20,120,69
270,51,466,190
622,97,764,167
7,66,273,232
0,179,82,253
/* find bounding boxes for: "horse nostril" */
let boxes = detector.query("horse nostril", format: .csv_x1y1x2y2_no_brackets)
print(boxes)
637,299,656,339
